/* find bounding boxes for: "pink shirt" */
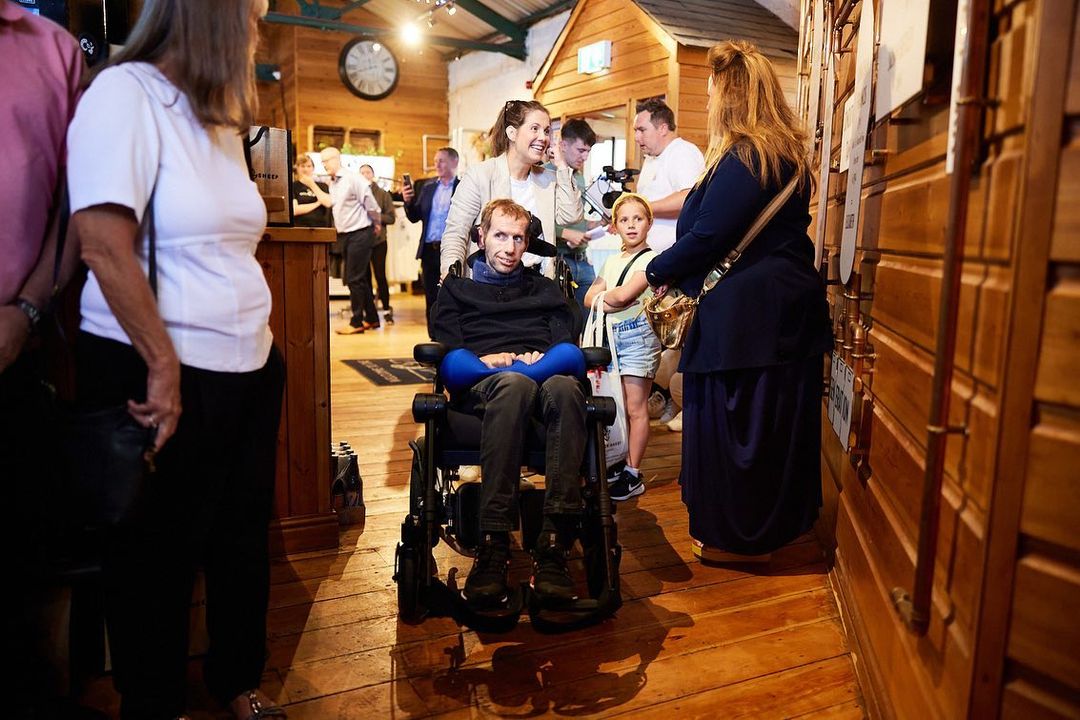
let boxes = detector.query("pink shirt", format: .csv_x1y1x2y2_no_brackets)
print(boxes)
0,1,83,305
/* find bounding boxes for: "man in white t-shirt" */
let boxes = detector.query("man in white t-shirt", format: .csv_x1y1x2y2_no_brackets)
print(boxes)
321,146,384,334
632,98,705,253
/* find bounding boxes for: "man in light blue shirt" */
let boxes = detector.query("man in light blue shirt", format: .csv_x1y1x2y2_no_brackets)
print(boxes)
403,146,459,337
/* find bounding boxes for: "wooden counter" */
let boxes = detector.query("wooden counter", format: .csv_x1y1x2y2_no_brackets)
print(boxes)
257,226,339,556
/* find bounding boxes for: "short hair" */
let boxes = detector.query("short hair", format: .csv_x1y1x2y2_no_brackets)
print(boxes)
436,146,459,162
359,164,374,173
635,97,676,132
612,193,654,224
295,154,314,168
320,146,341,158
479,198,531,235
561,118,597,147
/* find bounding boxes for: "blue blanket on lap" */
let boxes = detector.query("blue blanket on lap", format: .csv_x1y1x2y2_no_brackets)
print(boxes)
440,342,585,393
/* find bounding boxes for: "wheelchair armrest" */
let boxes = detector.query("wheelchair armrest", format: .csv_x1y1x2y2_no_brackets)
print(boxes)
581,346,611,369
586,396,617,427
412,392,447,422
414,342,450,366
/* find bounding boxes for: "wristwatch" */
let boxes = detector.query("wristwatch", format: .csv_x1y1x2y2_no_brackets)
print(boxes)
15,297,43,331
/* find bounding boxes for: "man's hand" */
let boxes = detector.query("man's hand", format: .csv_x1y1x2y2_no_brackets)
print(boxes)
562,228,587,249
480,352,516,368
402,183,415,203
514,351,543,365
0,305,32,373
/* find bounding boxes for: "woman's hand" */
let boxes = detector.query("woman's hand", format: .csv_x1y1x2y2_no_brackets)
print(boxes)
480,352,515,368
549,140,568,170
654,284,669,297
127,357,182,451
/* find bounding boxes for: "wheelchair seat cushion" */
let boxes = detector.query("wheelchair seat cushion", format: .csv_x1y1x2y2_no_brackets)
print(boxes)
440,342,586,394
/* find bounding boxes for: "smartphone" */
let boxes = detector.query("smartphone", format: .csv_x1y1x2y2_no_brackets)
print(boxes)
402,173,412,187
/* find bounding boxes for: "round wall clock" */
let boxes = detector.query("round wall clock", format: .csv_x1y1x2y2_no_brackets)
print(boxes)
338,38,399,101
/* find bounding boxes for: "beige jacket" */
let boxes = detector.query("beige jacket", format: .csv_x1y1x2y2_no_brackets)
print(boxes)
439,155,584,277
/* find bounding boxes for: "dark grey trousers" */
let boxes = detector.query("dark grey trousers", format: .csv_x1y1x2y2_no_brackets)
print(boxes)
457,373,587,531
342,226,378,327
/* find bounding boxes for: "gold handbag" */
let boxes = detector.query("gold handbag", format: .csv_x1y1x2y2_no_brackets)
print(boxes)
643,175,800,350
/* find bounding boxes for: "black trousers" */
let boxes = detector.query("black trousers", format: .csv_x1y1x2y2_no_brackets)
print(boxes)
455,373,586,531
342,226,379,327
420,241,441,337
76,333,284,719
0,349,66,714
371,239,391,311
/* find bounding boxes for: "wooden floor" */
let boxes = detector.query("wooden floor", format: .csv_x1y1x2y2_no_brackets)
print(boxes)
86,293,864,719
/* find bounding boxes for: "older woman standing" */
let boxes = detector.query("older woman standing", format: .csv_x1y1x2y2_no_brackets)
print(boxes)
67,0,286,717
439,100,583,277
645,41,832,563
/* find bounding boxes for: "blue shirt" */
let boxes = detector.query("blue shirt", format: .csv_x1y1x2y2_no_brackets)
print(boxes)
425,179,455,243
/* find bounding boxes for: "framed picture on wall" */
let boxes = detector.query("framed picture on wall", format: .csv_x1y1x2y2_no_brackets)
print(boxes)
422,135,452,173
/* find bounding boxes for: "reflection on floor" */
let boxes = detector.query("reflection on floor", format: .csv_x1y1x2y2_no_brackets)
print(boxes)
85,293,864,719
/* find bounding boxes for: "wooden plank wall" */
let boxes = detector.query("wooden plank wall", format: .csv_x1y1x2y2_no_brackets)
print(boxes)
254,9,449,180
804,0,1080,715
535,0,674,169
993,0,1080,714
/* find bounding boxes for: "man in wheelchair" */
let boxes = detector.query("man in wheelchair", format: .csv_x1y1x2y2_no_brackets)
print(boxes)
430,198,588,610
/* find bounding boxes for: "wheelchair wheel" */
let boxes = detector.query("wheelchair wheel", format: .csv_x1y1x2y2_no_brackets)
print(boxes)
395,543,423,622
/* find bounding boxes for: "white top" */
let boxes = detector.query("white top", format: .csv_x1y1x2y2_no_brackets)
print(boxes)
509,175,542,268
67,63,273,373
328,170,380,234
636,136,705,253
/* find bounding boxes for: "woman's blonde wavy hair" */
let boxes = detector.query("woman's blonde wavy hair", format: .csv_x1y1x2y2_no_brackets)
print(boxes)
108,0,262,133
702,40,810,190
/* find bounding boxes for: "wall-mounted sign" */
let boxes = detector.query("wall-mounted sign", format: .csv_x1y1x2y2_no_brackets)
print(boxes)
813,0,836,269
578,40,612,75
840,0,875,284
829,353,855,448
876,0,931,118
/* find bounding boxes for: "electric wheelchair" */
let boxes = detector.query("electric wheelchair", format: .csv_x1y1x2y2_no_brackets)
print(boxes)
394,257,623,632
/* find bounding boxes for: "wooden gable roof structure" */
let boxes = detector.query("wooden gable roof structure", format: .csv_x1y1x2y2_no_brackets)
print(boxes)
532,0,798,166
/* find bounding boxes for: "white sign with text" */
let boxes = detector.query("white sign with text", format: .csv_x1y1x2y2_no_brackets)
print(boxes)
840,0,875,284
829,353,855,448
876,0,932,118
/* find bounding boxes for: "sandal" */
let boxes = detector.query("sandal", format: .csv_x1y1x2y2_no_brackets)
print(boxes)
232,690,287,720
691,538,771,564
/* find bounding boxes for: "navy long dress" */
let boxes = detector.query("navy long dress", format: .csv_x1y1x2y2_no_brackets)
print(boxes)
645,151,833,555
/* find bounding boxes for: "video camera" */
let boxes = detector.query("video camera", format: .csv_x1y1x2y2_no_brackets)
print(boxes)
583,165,640,222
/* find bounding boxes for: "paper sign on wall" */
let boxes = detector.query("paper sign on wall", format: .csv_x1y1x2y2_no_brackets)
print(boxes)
838,94,857,173
829,354,855,447
840,0,875,285
876,0,931,118
814,6,836,270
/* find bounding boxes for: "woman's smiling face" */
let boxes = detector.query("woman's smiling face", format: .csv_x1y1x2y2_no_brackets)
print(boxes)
507,109,551,164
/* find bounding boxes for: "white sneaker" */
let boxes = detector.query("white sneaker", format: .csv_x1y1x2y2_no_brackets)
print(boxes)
666,411,683,432
658,399,678,424
647,391,666,419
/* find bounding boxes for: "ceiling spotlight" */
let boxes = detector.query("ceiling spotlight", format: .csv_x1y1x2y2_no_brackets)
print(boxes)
401,21,422,46
446,1,456,14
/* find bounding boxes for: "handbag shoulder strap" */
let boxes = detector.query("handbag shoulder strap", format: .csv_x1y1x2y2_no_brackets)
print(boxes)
614,248,651,288
698,172,800,299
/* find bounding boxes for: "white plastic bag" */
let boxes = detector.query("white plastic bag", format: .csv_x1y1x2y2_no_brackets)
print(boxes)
582,292,628,467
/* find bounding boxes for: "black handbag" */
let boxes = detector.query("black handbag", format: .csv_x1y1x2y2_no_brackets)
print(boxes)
57,189,160,528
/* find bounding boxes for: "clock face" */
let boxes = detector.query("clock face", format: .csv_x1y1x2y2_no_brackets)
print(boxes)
338,39,399,101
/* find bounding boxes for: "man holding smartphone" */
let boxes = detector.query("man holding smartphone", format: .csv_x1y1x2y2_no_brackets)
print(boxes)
403,146,460,337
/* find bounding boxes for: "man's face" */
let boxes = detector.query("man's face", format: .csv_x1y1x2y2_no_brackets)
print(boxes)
633,111,667,157
560,138,592,172
359,166,375,182
434,151,458,181
320,149,341,175
478,211,529,274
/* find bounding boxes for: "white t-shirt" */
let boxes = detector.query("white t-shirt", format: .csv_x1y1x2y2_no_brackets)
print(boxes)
67,63,273,373
636,136,705,253
510,176,543,268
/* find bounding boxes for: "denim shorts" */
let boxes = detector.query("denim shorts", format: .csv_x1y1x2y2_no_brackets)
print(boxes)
611,315,662,378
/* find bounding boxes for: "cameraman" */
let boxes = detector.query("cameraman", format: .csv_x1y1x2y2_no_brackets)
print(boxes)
551,119,598,313
632,98,705,253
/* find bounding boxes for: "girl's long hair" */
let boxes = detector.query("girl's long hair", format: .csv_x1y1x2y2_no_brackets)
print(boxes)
702,40,810,189
487,99,550,157
109,0,260,132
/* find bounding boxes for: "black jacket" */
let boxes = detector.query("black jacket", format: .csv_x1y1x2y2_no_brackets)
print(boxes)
645,153,832,373
431,270,575,356
404,176,460,259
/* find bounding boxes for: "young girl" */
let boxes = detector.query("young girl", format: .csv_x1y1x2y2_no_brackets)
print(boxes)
584,194,663,500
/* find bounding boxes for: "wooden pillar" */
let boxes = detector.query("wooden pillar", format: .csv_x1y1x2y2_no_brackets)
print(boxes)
257,226,338,556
